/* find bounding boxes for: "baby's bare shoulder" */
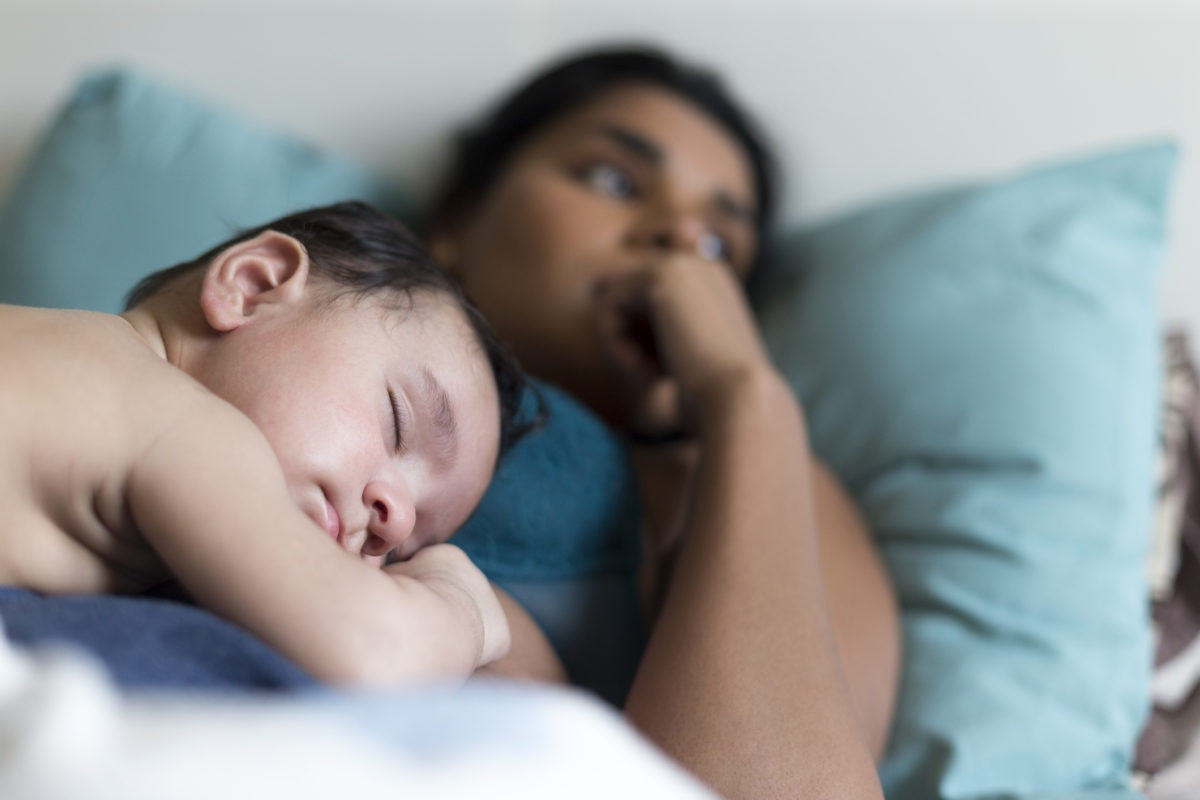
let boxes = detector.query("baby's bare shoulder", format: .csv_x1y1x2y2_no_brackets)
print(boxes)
2,303,155,363
1,306,202,438
0,305,217,593
2,303,198,399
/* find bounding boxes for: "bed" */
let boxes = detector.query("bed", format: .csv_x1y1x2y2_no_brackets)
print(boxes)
2,2,1199,798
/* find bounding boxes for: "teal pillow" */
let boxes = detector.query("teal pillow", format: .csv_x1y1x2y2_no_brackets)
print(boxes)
0,68,408,312
752,143,1175,799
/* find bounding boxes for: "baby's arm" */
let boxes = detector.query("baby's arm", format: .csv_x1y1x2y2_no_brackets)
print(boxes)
125,393,508,685
472,585,568,684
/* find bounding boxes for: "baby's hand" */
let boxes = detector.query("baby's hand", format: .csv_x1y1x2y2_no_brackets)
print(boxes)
385,544,511,669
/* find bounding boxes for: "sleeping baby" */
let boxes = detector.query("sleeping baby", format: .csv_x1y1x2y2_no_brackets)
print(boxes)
0,201,525,685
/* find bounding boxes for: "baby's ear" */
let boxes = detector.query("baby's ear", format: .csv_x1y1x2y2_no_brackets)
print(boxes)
199,230,311,332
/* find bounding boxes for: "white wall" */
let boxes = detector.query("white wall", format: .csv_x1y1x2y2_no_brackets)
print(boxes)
3,0,1199,335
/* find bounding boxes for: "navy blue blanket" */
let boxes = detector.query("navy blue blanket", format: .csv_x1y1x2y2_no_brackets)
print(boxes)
0,586,316,691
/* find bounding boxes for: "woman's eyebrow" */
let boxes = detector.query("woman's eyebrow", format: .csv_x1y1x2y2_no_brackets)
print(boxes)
597,124,662,164
595,123,756,225
715,193,756,226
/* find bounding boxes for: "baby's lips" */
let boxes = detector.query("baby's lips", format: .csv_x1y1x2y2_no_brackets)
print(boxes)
321,494,342,544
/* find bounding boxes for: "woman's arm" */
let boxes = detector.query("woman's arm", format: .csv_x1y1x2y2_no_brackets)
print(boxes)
636,447,900,763
627,376,882,799
597,255,885,799
809,459,900,760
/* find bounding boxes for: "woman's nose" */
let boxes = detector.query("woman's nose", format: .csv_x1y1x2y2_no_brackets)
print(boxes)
629,209,709,257
361,478,416,559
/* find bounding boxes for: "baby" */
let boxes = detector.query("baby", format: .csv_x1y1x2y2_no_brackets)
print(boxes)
0,201,526,685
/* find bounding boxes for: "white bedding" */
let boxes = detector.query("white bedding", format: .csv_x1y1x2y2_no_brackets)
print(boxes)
0,620,713,800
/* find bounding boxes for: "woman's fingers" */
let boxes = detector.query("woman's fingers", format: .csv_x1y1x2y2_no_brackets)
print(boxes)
594,279,663,386
593,255,773,429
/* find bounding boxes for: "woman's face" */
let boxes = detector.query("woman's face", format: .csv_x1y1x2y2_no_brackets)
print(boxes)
434,83,759,428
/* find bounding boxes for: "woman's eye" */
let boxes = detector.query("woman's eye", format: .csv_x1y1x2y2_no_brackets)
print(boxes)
696,230,732,263
580,162,637,199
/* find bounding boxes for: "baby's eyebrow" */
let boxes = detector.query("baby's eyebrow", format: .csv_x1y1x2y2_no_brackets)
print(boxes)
417,366,458,462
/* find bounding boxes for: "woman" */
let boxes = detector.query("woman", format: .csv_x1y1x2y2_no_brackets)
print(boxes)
425,46,901,799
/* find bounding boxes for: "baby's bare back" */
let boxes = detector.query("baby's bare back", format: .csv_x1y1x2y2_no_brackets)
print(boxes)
0,304,177,593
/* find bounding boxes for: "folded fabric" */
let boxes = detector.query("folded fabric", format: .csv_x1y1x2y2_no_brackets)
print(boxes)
1136,333,1200,797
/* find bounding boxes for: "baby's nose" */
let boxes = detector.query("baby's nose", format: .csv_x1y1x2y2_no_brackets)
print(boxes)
361,479,416,560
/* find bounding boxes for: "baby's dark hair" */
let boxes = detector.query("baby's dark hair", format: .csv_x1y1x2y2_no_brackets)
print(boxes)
426,43,779,277
126,201,533,455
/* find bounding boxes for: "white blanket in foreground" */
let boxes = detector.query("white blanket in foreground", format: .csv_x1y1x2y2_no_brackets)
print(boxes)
0,623,713,800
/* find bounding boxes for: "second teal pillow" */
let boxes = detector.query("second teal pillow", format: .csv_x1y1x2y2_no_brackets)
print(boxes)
753,144,1174,799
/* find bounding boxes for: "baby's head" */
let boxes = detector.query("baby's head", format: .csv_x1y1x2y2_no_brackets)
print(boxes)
128,202,529,564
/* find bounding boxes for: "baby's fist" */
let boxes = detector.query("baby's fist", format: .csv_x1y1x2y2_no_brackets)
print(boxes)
386,544,511,669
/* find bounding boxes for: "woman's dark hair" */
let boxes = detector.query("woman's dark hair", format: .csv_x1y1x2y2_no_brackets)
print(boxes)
126,201,533,455
426,44,780,276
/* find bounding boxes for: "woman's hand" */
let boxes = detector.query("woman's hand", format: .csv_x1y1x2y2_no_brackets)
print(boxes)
594,253,776,613
592,253,775,439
